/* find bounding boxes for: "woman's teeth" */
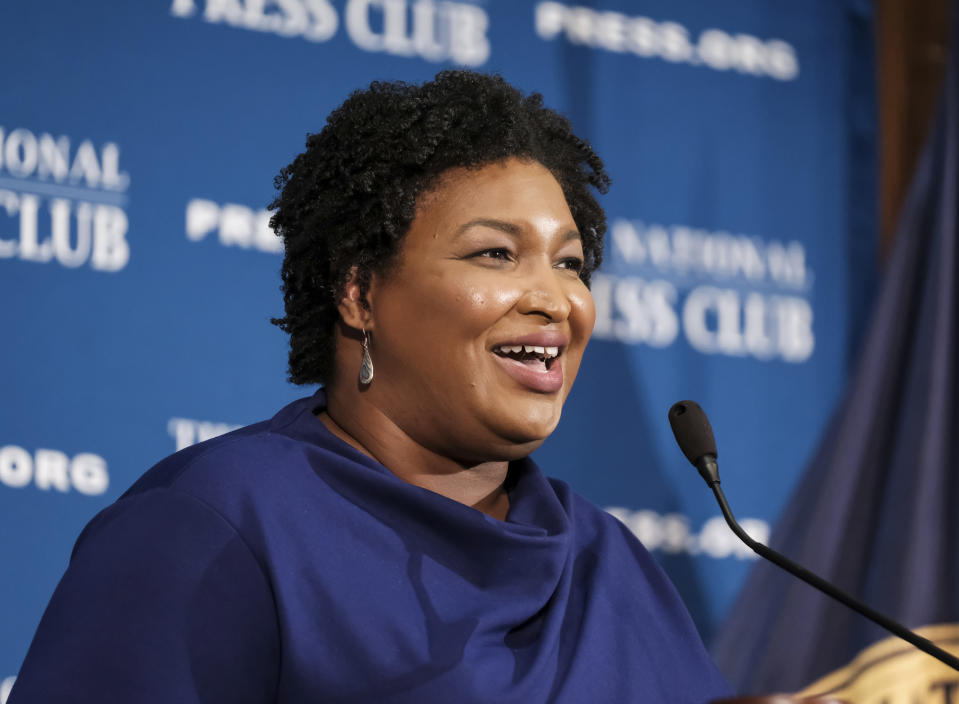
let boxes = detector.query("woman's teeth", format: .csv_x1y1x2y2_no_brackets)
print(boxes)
495,345,559,358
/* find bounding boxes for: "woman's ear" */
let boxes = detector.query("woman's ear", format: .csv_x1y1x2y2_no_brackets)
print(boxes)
337,266,375,331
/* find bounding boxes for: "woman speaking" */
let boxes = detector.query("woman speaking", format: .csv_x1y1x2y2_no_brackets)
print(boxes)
9,71,730,703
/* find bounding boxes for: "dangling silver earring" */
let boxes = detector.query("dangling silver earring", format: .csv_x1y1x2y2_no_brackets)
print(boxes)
359,330,374,385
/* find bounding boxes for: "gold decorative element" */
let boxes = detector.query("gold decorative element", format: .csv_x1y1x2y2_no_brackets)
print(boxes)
799,623,959,704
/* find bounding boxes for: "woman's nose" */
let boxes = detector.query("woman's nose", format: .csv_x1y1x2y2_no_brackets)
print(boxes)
515,263,573,321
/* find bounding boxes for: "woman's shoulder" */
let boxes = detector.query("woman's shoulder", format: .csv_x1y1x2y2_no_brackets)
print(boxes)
123,392,335,503
542,475,699,601
83,395,354,558
126,421,305,497
544,475,647,549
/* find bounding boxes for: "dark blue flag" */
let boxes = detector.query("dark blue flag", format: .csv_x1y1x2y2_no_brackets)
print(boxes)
711,3,959,698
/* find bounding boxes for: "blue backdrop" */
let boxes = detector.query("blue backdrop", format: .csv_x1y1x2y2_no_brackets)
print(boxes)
0,0,876,691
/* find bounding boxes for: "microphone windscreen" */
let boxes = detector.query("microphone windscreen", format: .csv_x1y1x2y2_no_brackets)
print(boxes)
668,400,718,464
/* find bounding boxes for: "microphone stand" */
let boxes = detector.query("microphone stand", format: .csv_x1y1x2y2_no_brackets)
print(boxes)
703,466,959,672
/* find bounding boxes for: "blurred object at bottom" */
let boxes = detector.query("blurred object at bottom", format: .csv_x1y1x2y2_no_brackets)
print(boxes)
713,697,847,704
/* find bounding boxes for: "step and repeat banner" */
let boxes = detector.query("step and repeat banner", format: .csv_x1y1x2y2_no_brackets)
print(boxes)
0,0,876,691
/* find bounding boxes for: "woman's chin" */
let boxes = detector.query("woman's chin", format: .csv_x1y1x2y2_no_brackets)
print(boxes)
467,436,548,464
486,407,562,454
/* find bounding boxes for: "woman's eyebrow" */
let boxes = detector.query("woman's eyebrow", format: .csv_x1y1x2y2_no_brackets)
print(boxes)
453,218,581,241
454,218,523,237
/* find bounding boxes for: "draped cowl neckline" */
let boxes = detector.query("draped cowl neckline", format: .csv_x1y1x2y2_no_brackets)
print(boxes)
253,388,730,702
274,389,577,652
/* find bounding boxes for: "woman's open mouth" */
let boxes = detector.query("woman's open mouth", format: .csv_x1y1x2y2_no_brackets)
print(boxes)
491,344,564,393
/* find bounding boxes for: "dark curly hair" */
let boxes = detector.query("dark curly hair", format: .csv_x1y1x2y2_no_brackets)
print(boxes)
270,70,610,385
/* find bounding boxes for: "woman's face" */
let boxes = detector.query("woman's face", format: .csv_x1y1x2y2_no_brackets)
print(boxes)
364,158,596,463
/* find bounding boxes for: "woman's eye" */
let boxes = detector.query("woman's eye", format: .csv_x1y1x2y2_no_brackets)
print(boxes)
473,248,512,261
557,257,585,273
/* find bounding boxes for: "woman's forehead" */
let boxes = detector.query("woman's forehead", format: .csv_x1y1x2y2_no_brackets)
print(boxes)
413,159,568,219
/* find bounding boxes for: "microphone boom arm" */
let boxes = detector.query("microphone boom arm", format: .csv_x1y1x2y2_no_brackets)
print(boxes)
706,472,959,672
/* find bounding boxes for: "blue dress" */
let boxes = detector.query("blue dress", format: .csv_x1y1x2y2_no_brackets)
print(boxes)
10,390,730,703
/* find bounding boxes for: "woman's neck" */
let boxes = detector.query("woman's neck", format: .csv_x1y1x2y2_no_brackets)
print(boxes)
316,397,511,521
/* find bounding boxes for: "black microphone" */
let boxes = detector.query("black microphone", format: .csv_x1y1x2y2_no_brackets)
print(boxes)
667,399,959,672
